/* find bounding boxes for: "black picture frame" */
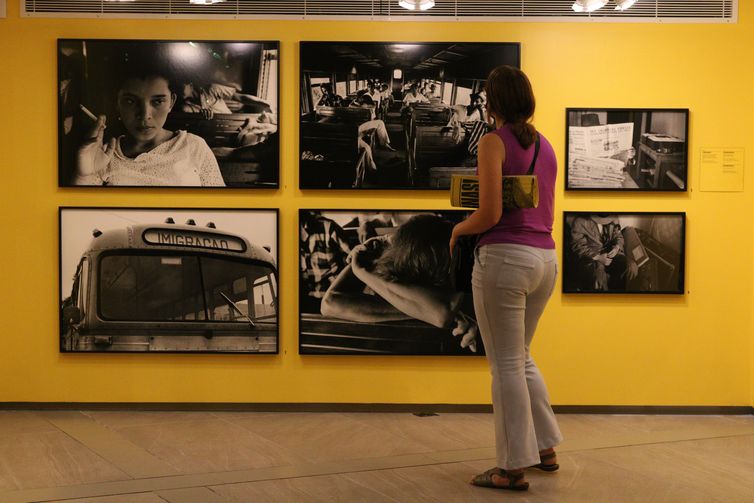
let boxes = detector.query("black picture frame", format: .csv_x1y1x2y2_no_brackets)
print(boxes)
59,207,280,353
299,41,521,190
58,39,280,188
565,108,689,191
562,211,686,294
298,209,484,356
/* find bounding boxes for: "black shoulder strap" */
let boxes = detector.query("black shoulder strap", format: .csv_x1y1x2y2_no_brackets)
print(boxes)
526,133,541,175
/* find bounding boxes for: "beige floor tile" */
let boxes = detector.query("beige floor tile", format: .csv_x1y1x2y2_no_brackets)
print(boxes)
575,436,754,502
210,473,401,503
156,486,225,503
40,411,180,479
49,493,167,503
114,418,295,474
0,474,17,493
345,462,539,502
0,411,59,438
0,431,129,490
341,412,496,452
223,412,432,463
83,411,218,430
557,414,754,441
463,454,724,503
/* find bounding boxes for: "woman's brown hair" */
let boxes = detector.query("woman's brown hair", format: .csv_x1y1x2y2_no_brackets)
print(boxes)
485,65,536,149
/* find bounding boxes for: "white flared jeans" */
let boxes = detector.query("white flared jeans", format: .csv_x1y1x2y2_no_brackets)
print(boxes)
472,243,562,469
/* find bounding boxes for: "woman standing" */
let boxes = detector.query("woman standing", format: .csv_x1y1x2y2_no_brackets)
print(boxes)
450,66,561,491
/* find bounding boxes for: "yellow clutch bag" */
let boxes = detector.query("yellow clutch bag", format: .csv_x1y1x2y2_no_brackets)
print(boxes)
450,174,539,209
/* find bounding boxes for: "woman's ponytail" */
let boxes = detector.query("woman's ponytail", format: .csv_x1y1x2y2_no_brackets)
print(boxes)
509,121,537,150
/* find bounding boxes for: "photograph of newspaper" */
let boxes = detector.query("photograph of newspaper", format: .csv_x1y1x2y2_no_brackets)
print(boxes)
565,109,688,191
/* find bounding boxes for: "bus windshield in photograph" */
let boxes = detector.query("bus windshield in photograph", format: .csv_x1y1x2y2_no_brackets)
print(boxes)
142,229,246,252
99,254,277,323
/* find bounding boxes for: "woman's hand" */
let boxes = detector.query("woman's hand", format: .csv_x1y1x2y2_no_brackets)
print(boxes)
76,115,115,183
449,225,461,256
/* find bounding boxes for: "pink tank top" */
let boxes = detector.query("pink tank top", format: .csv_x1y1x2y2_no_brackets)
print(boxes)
477,125,557,250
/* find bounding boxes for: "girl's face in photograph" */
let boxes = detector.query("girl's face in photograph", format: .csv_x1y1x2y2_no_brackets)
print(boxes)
117,76,175,143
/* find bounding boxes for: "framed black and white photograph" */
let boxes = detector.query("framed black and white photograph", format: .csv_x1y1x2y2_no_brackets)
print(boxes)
58,39,279,188
60,208,279,353
565,108,689,191
562,212,685,294
299,209,483,355
299,42,520,189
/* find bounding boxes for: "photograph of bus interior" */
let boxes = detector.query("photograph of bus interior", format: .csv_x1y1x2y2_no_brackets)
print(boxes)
299,42,520,189
60,209,278,352
299,210,482,355
59,40,279,187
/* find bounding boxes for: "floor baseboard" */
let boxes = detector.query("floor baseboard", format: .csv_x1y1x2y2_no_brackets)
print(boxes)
1,402,752,415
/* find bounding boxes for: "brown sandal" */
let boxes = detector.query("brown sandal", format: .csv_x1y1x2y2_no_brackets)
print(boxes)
532,451,559,472
470,467,529,491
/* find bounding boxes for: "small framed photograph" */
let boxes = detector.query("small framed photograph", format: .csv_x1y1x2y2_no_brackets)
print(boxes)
562,212,685,294
565,108,689,191
58,39,279,188
299,41,520,190
60,207,279,353
299,209,483,355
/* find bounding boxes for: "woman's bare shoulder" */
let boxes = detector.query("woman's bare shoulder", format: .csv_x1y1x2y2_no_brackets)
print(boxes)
479,131,504,147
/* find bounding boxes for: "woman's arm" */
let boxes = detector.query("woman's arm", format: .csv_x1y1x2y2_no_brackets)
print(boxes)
450,132,505,249
350,256,463,329
320,264,411,322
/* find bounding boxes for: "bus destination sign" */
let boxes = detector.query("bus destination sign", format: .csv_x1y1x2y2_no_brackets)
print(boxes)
142,229,246,252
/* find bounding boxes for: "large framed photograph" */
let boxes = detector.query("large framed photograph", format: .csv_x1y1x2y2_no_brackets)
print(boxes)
299,42,520,189
565,108,689,191
299,209,483,355
58,39,279,188
60,208,279,353
562,212,685,294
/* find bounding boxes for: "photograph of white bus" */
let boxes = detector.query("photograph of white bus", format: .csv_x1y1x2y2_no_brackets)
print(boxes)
60,208,278,353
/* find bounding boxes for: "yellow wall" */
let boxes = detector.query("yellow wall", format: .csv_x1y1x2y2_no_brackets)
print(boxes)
1,0,752,406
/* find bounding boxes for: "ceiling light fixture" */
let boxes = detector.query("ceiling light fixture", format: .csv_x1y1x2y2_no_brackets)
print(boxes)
572,0,609,12
189,0,227,5
614,0,638,10
399,0,435,11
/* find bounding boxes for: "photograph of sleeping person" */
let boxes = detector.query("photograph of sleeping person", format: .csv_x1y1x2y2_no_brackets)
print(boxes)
562,212,685,294
299,210,482,355
299,42,520,189
58,39,279,188
566,108,688,191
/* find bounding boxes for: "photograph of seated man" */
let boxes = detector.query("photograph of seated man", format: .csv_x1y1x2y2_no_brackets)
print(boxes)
299,210,481,355
299,42,520,189
58,39,279,188
568,214,635,292
563,212,685,294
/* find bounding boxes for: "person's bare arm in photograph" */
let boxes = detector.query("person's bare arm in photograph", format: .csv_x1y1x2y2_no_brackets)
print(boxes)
320,262,411,323
74,114,116,185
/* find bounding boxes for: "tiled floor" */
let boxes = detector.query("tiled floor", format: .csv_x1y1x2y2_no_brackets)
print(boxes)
0,410,753,502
